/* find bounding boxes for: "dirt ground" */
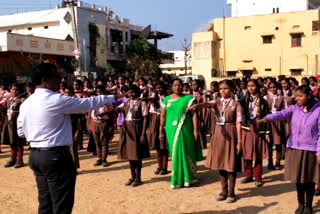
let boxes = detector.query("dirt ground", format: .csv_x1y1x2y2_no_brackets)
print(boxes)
0,134,320,214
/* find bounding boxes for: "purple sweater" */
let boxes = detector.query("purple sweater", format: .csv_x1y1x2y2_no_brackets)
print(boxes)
266,101,320,156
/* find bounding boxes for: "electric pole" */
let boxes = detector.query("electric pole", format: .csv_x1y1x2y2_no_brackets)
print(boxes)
64,0,82,76
182,38,191,75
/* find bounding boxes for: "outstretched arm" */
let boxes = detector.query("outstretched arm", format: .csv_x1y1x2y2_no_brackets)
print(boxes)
189,102,216,111
260,105,295,123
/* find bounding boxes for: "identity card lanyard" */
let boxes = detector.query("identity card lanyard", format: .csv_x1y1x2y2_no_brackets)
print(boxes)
218,99,232,125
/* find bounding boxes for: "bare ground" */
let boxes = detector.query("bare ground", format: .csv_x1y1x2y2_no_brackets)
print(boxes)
0,134,320,214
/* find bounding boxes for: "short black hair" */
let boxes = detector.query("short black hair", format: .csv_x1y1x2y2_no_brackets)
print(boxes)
27,82,36,88
130,84,141,97
65,86,74,94
96,85,107,93
120,85,129,93
31,63,58,86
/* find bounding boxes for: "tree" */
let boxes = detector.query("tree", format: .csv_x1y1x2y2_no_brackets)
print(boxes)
104,63,116,77
126,37,160,80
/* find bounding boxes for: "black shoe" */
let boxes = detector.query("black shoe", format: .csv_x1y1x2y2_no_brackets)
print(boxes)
102,161,108,167
125,179,135,186
159,169,168,175
216,193,227,201
131,179,142,187
93,160,102,166
268,165,276,170
14,161,24,168
275,165,283,170
255,179,263,187
295,204,304,214
4,160,16,168
241,177,254,184
315,189,320,196
154,168,161,175
302,207,312,214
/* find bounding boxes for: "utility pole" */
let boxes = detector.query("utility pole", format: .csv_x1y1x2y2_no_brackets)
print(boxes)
64,0,82,76
182,38,191,75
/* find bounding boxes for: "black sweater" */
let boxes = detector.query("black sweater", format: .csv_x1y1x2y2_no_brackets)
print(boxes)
239,94,270,135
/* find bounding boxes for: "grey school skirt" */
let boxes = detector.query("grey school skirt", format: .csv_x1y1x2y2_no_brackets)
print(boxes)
285,148,320,184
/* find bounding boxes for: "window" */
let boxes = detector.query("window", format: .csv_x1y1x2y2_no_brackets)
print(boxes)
28,27,32,31
291,33,302,47
244,26,251,30
276,8,279,13
242,70,253,76
227,71,237,77
290,69,303,76
265,68,272,72
273,8,275,13
312,21,319,31
44,26,48,29
262,35,273,44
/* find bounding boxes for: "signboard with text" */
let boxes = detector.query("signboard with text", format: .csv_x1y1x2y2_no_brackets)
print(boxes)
4,33,74,56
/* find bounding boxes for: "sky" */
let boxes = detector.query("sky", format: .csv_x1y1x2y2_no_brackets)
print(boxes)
0,0,231,51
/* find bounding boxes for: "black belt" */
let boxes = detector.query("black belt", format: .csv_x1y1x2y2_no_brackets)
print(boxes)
30,146,70,152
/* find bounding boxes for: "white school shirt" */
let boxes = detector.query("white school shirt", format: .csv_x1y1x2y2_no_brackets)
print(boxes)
17,88,115,148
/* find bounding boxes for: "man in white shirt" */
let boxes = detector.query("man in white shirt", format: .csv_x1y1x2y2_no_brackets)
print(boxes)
17,63,123,214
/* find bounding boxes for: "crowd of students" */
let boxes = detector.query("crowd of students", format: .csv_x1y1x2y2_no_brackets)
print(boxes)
0,73,320,214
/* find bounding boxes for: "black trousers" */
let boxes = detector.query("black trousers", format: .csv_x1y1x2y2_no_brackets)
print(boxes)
29,148,77,214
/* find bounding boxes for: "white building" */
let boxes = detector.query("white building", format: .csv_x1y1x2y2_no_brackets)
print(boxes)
227,0,320,17
160,51,192,76
0,1,143,74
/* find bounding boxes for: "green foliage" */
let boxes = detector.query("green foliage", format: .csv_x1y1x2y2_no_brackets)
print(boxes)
104,63,116,77
126,37,160,79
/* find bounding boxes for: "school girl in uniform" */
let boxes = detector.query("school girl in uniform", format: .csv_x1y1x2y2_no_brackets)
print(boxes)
91,85,115,167
264,80,286,170
281,78,295,157
239,79,270,187
118,85,150,187
64,87,82,169
192,80,242,203
204,81,219,137
147,83,169,175
261,85,320,214
73,80,87,150
4,84,25,168
191,79,207,148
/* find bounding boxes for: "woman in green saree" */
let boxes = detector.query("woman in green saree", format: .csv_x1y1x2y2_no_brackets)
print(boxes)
159,79,203,189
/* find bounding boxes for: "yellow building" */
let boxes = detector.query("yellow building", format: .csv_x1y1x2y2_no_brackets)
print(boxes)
192,9,320,86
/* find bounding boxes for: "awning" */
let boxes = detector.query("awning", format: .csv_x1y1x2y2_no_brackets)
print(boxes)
238,66,255,71
289,31,304,35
